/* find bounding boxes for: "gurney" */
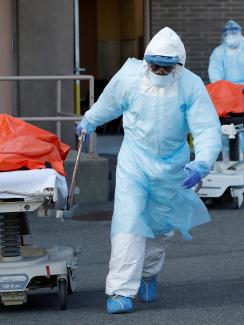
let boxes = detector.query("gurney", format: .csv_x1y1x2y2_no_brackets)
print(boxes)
196,81,244,208
0,133,85,310
196,118,244,208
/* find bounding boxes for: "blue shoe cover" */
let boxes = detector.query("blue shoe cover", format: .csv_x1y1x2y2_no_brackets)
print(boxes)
138,275,157,302
107,295,133,314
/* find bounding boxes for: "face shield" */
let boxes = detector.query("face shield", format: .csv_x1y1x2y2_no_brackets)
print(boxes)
224,31,242,49
222,21,242,49
223,29,241,37
144,55,182,73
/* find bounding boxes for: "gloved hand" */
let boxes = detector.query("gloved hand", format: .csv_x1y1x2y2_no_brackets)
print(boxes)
76,120,87,137
182,167,201,189
76,118,95,136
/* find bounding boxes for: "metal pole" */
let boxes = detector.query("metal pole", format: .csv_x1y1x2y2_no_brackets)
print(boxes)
21,116,82,121
0,75,93,81
88,76,96,158
89,76,95,108
0,75,94,142
144,0,151,47
74,0,81,115
56,80,62,138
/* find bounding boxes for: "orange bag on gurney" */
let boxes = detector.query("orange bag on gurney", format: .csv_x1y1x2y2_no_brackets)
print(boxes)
206,80,244,117
0,114,70,175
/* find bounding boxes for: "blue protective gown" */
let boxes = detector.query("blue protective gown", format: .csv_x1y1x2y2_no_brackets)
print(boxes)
208,38,244,152
208,37,244,84
81,58,222,240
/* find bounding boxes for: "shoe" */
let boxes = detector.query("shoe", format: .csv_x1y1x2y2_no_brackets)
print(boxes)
107,295,133,314
138,275,157,302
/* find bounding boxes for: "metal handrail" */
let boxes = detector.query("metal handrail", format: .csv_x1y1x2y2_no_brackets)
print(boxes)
0,75,96,157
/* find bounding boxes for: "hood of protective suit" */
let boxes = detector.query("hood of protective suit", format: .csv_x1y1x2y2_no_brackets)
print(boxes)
144,27,186,66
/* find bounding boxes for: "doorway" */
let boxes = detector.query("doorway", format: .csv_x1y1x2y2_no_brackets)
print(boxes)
79,0,145,134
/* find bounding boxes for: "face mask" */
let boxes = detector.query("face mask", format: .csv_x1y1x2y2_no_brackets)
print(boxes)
148,70,174,87
224,34,241,49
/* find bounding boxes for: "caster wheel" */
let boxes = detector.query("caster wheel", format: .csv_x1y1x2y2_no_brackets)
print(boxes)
58,278,67,310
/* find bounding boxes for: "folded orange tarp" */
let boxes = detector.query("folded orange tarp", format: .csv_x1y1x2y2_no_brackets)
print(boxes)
0,114,70,175
206,80,244,117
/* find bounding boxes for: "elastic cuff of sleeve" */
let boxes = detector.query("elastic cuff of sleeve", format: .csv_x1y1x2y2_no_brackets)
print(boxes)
185,161,210,178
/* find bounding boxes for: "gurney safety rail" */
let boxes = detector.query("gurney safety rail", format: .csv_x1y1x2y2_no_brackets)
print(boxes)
0,75,96,158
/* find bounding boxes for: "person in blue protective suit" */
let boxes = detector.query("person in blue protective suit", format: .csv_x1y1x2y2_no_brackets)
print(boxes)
208,20,244,84
76,27,222,314
208,20,244,155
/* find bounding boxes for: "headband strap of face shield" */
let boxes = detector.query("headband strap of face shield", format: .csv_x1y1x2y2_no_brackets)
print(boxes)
222,26,241,34
144,55,182,67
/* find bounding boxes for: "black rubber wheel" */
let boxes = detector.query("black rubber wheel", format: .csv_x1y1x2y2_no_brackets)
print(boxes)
58,278,67,310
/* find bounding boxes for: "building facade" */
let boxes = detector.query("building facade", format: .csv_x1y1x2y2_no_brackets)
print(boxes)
150,0,244,82
0,0,244,141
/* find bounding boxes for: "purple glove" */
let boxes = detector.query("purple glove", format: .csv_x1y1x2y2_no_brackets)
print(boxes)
76,120,86,137
76,119,95,136
182,168,201,189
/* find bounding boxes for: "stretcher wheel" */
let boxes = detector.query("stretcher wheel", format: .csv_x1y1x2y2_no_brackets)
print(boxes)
58,278,67,310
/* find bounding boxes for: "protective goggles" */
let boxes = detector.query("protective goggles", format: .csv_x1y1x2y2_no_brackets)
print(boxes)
222,27,241,36
144,54,182,65
149,64,175,75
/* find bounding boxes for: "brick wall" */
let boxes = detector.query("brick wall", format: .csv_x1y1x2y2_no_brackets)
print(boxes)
150,0,244,83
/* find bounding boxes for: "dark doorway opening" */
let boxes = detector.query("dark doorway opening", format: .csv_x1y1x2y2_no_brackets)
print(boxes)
79,0,144,134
